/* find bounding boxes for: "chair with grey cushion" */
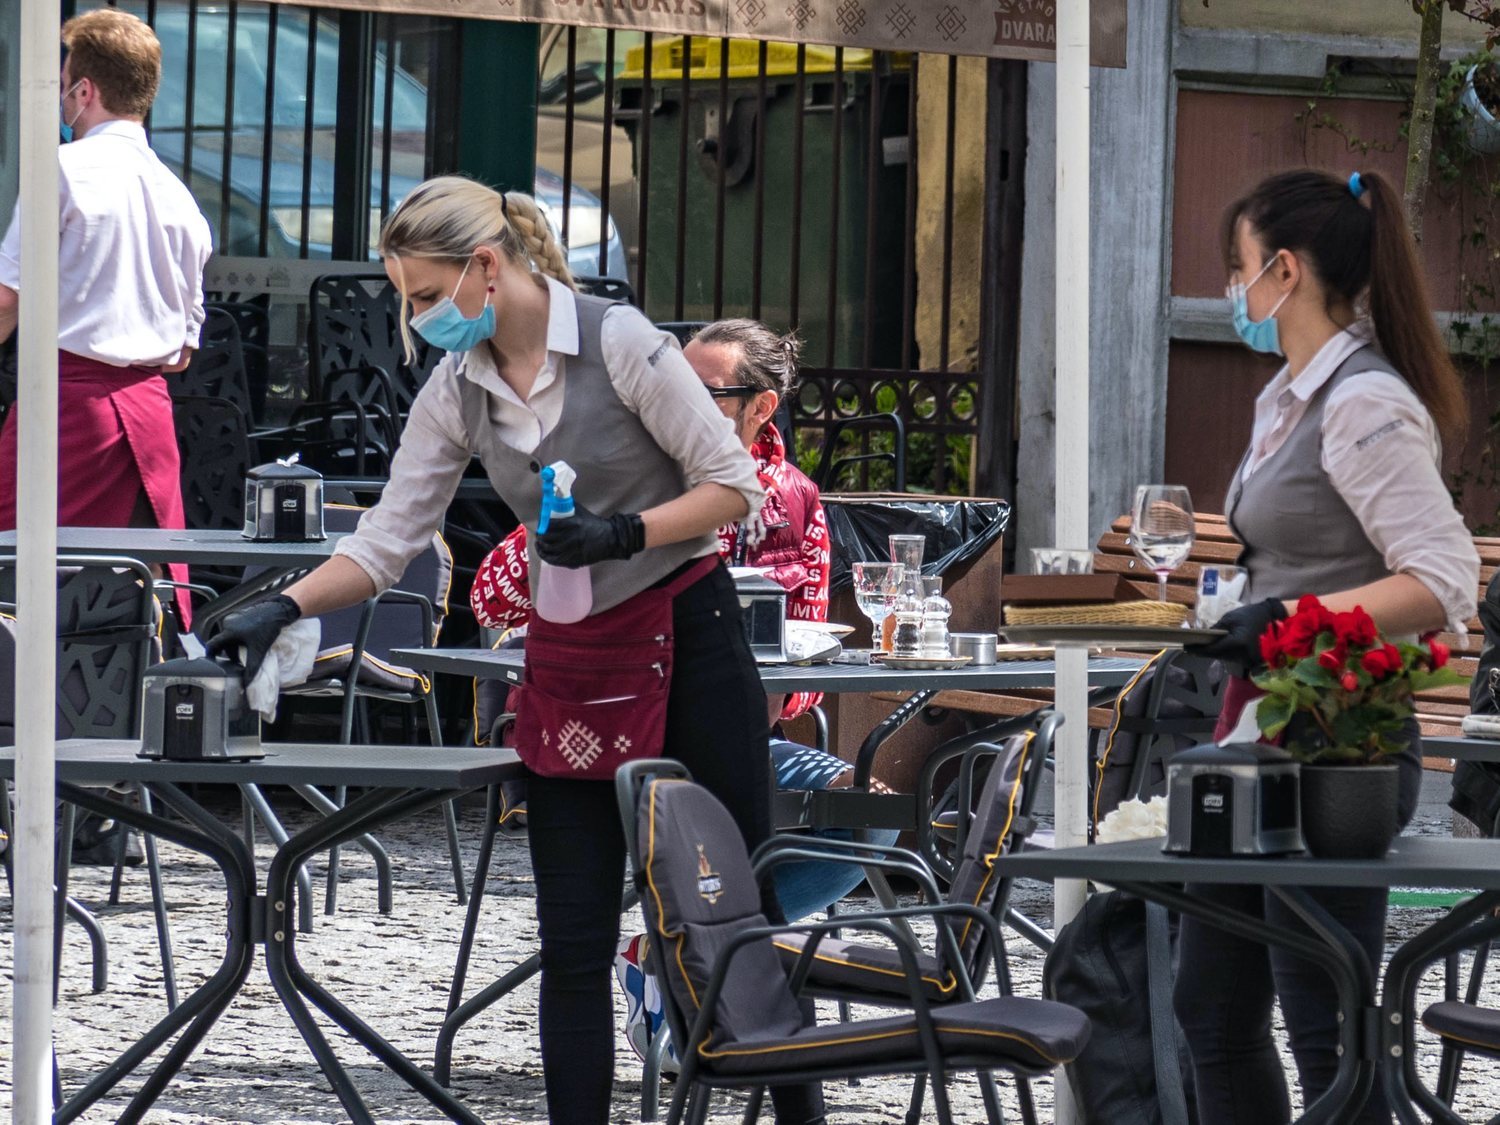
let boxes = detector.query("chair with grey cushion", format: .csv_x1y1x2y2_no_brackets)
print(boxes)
0,557,177,1007
756,716,1060,1124
614,758,1091,1125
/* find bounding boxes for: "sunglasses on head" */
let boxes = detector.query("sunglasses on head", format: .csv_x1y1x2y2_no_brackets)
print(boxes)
707,385,760,400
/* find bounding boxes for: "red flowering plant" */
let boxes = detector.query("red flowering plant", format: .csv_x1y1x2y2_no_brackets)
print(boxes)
1252,596,1463,764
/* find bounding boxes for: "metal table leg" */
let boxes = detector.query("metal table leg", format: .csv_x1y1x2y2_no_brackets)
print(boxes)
263,784,488,1125
433,785,502,1085
1112,879,1374,1125
53,782,255,1125
238,782,315,934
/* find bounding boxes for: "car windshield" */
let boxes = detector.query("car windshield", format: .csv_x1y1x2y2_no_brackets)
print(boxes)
95,1,427,133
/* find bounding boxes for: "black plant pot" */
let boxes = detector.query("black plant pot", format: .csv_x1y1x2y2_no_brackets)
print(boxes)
1299,764,1400,859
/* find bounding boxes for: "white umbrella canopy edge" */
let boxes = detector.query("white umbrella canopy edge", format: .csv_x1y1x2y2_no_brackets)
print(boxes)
11,0,61,1120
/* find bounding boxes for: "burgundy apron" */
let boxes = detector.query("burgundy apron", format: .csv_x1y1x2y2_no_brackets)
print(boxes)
0,351,192,624
514,556,718,779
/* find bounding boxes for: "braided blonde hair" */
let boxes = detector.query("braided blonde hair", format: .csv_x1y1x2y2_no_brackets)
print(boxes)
379,175,578,360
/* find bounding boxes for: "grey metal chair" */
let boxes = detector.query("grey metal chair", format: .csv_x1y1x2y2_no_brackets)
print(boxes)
0,557,177,1008
614,757,1092,1125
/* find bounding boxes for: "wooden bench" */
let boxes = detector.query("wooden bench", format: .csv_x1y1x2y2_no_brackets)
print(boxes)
873,513,1499,760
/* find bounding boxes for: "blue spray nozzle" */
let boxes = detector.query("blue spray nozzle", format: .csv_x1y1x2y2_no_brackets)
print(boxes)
537,463,575,536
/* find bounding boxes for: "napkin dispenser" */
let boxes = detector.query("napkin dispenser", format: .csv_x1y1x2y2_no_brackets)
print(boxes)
1163,743,1303,857
243,456,325,541
139,657,264,761
733,572,788,664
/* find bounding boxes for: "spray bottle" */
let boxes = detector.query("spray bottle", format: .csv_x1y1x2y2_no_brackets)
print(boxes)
534,461,594,624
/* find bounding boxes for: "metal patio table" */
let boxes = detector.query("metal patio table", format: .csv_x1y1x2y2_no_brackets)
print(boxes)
396,645,1144,1085
990,836,1500,1124
1420,734,1500,763
1,738,522,1125
0,526,350,633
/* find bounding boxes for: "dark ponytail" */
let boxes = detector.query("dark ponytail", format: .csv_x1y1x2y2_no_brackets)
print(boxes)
1223,168,1467,441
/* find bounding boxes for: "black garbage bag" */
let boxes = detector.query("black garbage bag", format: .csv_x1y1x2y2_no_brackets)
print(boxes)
823,495,1010,594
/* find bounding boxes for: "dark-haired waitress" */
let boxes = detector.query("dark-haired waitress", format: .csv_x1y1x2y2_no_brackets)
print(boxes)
1184,169,1478,1122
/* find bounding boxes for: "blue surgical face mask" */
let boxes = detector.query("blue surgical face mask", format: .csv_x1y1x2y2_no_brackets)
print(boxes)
1227,254,1291,356
60,80,84,143
409,255,495,352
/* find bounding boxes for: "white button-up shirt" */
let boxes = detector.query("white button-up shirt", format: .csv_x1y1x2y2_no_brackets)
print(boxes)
1243,327,1479,630
335,274,762,594
0,120,212,368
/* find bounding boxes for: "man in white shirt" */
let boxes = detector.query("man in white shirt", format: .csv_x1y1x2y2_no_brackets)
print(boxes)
0,8,210,622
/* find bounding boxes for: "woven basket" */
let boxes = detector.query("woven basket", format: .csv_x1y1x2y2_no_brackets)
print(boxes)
1003,601,1191,627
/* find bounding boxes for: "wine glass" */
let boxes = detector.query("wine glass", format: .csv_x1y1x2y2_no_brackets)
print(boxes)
853,562,904,649
1131,484,1195,603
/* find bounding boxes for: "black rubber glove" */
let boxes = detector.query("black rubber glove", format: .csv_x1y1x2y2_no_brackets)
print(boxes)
1187,596,1288,674
204,594,303,680
535,502,646,568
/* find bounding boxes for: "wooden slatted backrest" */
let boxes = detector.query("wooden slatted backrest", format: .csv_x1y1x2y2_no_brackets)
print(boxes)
1098,514,1500,738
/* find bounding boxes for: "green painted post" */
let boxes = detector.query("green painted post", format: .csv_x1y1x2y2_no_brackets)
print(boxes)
458,20,538,194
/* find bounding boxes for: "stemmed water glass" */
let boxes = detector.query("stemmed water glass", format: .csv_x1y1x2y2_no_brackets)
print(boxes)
852,562,905,650
1131,484,1195,603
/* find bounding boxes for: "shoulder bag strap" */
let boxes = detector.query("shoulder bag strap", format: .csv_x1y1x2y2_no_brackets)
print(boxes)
1145,900,1190,1125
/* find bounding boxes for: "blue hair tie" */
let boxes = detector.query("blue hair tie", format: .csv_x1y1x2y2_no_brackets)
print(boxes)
1348,172,1365,199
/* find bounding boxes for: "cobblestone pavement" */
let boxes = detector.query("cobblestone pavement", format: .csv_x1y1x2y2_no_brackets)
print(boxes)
2,770,1498,1123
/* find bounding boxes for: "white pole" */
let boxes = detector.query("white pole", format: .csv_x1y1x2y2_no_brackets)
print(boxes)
12,0,61,1118
1053,2,1090,1120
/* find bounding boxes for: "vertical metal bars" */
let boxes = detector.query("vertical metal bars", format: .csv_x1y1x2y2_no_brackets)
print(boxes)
749,39,768,320
378,16,396,232
787,43,806,333
634,31,653,306
256,4,278,257
182,0,198,187
597,28,616,277
561,26,576,246
824,47,844,369
297,12,318,258
711,36,730,318
218,1,238,249
673,35,691,320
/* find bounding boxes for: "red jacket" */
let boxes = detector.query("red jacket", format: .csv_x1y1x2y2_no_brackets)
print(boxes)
470,423,830,720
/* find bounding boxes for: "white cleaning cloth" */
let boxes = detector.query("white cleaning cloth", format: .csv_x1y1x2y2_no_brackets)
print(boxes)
244,617,321,722
1218,693,1265,747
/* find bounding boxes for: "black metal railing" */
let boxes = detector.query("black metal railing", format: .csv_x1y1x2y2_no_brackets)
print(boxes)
97,1,1008,495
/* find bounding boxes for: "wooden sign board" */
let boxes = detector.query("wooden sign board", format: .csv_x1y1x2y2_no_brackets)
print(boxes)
261,0,1127,67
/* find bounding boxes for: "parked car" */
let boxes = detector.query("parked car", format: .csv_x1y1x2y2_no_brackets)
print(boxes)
89,1,628,278
536,23,644,272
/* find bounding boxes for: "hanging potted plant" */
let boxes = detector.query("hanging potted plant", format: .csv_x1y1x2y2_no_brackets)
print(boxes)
1459,51,1500,154
1252,597,1462,859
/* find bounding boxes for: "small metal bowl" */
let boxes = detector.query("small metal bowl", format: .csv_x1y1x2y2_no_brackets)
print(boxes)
949,632,998,665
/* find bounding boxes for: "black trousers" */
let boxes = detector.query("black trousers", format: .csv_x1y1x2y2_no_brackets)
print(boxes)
1172,723,1423,1124
525,561,825,1125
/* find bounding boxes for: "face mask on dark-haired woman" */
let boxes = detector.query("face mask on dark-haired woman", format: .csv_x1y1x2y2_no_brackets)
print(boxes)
1227,254,1290,356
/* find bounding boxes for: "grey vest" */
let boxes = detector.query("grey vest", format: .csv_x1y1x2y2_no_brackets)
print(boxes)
1226,345,1399,602
459,293,715,614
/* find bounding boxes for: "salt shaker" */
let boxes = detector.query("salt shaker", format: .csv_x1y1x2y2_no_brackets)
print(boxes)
920,579,952,658
891,593,925,657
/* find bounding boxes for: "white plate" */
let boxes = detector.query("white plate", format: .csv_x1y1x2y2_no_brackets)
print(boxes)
798,621,856,638
872,653,973,671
